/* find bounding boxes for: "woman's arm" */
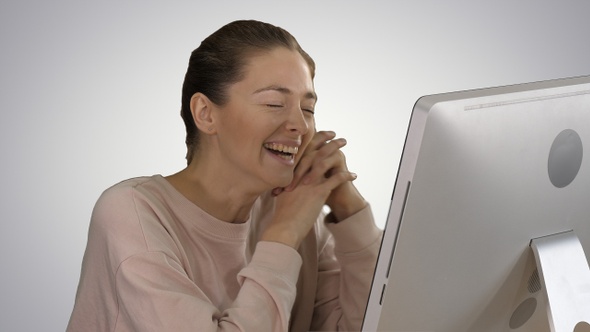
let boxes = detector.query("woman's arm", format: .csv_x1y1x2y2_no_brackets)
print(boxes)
67,183,303,332
273,130,383,330
311,205,382,331
261,131,357,249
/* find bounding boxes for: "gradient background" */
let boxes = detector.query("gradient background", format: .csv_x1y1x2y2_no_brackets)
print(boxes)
2,1,590,330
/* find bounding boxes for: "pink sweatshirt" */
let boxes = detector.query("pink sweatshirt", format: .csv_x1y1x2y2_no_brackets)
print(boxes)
67,175,381,331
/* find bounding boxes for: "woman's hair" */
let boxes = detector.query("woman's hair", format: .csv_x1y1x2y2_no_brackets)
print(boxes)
181,20,316,164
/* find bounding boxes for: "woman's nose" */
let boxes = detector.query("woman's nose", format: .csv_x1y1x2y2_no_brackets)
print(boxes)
286,107,309,135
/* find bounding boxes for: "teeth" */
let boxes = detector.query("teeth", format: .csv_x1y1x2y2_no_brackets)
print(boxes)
264,143,298,155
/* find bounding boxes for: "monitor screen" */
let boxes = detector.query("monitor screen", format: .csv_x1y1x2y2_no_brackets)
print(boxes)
362,76,590,332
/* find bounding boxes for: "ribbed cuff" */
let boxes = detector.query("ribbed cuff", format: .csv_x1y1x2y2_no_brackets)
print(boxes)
249,241,303,281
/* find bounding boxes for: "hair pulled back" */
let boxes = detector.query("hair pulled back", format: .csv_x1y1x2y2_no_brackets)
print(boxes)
181,20,316,164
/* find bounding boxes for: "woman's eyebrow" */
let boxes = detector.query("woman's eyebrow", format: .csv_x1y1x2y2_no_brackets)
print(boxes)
253,85,317,101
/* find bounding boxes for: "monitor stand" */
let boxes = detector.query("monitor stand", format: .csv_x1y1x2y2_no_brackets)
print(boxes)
530,231,590,332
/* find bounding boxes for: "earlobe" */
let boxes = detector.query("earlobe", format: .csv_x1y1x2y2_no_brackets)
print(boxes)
190,93,216,134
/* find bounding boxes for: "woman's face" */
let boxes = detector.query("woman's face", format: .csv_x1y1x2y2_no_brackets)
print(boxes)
211,47,317,190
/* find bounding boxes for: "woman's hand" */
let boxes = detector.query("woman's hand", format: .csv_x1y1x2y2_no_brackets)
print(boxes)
291,131,367,221
262,131,367,248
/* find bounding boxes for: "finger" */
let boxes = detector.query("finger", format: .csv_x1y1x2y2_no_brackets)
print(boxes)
291,138,347,189
271,187,284,196
300,139,348,185
314,137,347,160
320,170,358,191
286,132,342,192
284,151,315,191
285,134,332,191
294,147,317,178
307,131,336,151
287,142,340,191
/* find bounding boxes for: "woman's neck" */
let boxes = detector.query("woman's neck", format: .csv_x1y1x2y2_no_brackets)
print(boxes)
165,162,261,223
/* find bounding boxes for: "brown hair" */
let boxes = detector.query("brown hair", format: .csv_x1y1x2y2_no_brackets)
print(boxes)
180,20,316,164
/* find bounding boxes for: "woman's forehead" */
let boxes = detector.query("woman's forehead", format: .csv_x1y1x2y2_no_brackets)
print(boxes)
238,48,315,95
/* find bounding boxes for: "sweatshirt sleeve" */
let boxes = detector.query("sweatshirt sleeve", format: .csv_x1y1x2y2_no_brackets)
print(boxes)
310,204,382,331
112,242,302,332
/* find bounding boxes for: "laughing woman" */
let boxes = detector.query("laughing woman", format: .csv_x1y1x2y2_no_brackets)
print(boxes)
67,20,381,332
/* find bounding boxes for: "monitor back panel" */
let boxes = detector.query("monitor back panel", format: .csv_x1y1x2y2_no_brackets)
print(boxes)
363,76,590,332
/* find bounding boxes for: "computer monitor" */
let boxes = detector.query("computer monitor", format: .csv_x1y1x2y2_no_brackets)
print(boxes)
362,76,590,332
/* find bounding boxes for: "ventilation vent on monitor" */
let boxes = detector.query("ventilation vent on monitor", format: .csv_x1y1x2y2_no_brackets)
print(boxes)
528,268,542,294
509,297,538,330
509,269,543,329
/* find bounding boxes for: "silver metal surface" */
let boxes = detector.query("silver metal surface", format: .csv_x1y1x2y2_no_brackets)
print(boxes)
362,76,590,332
531,231,590,332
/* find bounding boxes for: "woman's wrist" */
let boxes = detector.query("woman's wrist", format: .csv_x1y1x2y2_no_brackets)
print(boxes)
327,182,367,222
260,225,302,249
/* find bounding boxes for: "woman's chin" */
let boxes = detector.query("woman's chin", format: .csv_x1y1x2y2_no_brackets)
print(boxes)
273,174,294,190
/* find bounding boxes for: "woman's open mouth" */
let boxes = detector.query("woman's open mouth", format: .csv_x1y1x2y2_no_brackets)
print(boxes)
263,143,298,161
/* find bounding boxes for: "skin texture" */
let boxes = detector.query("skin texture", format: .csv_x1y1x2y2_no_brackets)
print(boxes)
166,47,366,248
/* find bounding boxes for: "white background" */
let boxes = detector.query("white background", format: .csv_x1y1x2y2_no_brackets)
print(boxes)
2,1,590,330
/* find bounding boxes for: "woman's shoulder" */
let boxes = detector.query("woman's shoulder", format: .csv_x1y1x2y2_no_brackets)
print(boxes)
85,175,180,275
88,175,183,256
91,175,165,230
102,175,158,193
96,175,167,204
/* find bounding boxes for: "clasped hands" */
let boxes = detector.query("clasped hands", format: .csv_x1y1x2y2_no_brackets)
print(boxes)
262,131,367,248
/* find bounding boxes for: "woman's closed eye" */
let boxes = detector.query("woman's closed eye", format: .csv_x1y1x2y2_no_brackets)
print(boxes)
264,103,314,115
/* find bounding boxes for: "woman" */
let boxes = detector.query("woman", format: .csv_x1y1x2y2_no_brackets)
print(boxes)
67,20,381,332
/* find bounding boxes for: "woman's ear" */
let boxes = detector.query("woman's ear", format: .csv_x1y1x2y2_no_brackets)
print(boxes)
190,93,217,134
